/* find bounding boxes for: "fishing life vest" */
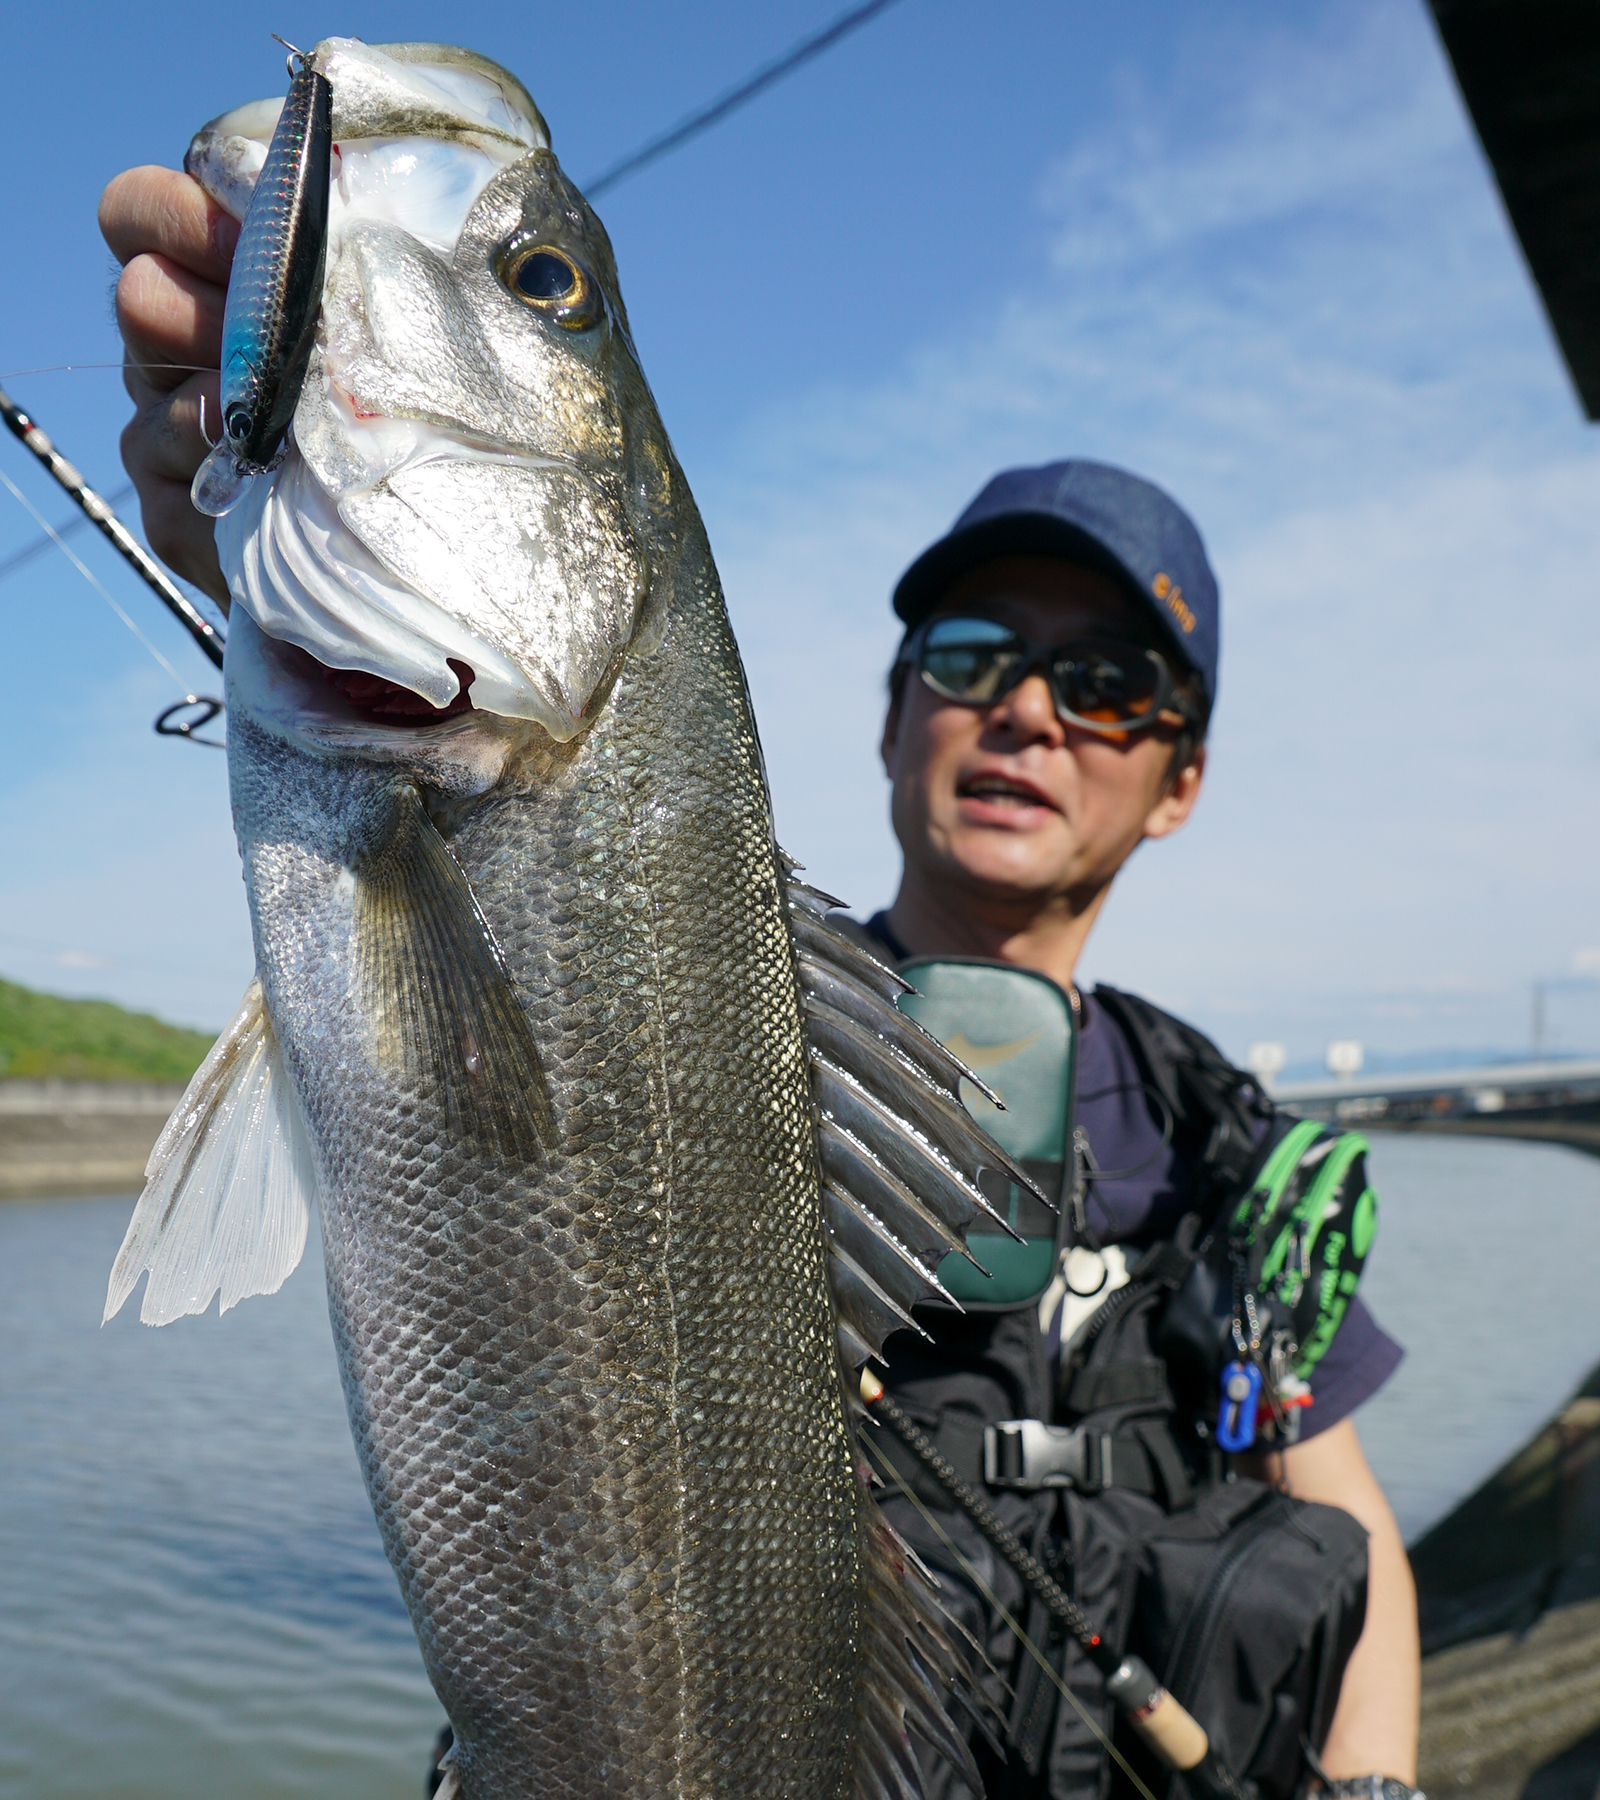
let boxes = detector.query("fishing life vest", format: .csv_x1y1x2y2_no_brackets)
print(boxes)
861,954,1373,1800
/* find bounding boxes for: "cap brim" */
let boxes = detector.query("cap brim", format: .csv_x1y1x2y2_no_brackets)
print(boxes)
892,511,1195,676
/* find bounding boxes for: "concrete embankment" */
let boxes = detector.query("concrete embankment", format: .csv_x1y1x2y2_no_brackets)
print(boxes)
1421,1596,1600,1800
0,1080,183,1198
1415,1365,1600,1800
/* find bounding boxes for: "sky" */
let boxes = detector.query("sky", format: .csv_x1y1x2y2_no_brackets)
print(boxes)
2,0,1599,1068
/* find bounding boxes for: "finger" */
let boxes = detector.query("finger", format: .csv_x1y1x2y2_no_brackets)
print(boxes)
120,372,229,603
99,166,239,284
122,371,216,487
115,254,225,394
134,472,228,605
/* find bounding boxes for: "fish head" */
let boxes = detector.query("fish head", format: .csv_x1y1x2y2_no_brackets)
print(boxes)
200,42,682,763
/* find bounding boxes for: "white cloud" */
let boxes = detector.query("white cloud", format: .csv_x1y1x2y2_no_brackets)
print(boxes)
698,0,1600,1065
6,0,1590,1069
53,949,111,970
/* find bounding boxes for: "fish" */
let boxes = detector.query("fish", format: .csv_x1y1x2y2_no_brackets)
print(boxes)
191,42,332,518
107,39,1034,1799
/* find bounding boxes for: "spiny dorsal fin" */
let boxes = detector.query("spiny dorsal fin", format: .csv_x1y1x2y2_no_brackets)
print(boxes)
851,1488,998,1800
104,978,317,1326
787,872,1054,1360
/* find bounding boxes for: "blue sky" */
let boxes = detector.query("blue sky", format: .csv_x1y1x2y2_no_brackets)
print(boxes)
2,0,1598,1065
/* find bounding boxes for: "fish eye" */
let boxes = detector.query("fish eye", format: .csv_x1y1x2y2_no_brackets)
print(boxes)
497,243,601,330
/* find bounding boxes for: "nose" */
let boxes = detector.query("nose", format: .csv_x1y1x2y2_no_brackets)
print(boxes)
986,669,1065,745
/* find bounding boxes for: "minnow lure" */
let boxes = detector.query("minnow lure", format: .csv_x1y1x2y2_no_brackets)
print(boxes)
192,40,331,518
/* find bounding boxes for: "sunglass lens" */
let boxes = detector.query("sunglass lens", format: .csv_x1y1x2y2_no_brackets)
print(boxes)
919,617,1025,703
1052,643,1163,725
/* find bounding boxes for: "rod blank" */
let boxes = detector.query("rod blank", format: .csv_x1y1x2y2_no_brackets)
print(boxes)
0,384,225,670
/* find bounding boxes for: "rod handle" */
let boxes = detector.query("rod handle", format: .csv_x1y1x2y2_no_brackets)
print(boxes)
1105,1656,1210,1770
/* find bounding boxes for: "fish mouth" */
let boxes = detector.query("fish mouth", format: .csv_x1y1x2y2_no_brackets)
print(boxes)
225,607,518,797
217,422,647,744
278,641,480,725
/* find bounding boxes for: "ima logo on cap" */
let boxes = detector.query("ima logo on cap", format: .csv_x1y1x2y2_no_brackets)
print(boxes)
1153,572,1195,634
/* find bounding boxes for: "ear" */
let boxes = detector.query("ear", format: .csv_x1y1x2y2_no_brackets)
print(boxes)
1142,744,1205,842
880,697,902,778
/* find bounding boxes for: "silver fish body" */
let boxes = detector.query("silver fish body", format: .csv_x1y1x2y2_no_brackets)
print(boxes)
225,130,875,1798
228,555,862,1795
118,42,1012,1798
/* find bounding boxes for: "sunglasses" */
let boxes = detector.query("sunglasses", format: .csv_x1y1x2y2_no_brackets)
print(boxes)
900,615,1198,735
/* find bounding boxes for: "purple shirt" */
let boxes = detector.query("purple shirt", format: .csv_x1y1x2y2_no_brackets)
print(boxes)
1068,988,1402,1439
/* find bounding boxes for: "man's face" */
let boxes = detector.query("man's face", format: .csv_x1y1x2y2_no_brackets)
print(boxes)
881,555,1204,914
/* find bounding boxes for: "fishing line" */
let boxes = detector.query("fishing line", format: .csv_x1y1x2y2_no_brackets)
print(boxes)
0,362,214,380
0,466,187,686
858,1429,1160,1800
0,481,135,582
585,0,909,197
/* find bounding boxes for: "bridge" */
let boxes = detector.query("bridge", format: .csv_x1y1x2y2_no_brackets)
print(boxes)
1273,1058,1600,1155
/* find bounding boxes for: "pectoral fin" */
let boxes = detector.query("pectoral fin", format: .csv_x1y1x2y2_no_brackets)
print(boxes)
104,978,315,1326
353,781,555,1162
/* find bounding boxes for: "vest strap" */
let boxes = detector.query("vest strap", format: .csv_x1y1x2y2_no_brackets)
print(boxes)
1062,1356,1172,1413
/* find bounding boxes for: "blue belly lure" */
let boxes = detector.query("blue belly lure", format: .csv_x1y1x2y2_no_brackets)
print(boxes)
192,42,332,519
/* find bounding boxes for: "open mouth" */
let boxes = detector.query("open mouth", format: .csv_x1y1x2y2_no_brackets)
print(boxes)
957,772,1055,810
277,643,478,724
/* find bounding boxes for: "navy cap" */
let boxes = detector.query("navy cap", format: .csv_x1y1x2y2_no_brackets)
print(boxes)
892,459,1220,709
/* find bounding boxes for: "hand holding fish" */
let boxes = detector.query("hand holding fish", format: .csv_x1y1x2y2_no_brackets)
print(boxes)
99,165,232,601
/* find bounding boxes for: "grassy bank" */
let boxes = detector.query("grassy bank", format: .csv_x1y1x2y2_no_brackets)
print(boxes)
0,977,215,1082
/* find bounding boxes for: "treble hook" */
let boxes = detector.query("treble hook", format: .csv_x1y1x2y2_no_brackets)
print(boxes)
154,695,226,748
271,32,312,77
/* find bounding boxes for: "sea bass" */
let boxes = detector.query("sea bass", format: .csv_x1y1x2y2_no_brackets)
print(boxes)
108,40,1026,1799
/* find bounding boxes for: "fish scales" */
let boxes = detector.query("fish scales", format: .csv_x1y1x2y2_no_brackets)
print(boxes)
111,39,1004,1799
228,528,862,1795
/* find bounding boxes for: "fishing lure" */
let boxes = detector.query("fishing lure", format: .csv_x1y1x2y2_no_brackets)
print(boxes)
192,40,332,518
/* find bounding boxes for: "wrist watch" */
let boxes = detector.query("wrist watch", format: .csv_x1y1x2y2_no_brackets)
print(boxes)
1321,1778,1424,1800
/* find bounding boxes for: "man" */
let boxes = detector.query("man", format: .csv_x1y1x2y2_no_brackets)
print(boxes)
858,461,1419,1798
99,171,1417,1797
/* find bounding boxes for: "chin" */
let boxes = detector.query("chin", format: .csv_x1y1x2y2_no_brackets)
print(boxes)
939,835,1072,902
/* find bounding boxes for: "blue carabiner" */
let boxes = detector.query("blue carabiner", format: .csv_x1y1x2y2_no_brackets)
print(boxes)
1216,1359,1262,1453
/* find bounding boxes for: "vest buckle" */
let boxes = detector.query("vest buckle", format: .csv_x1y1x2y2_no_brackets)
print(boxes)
983,1418,1109,1493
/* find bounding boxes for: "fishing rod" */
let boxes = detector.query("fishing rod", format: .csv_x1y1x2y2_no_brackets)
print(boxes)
585,0,908,198
860,1370,1248,1800
0,382,224,670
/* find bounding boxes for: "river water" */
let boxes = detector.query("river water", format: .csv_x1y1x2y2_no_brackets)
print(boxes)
2,1133,1599,1797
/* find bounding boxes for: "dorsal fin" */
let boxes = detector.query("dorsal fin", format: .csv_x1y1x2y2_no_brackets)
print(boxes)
783,859,1031,1798
787,868,1048,1370
104,978,318,1327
